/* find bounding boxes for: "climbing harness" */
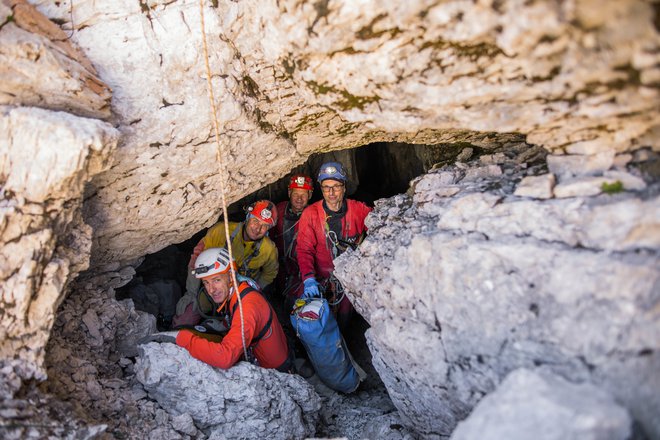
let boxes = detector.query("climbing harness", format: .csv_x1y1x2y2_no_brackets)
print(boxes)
198,0,248,361
229,285,274,366
321,273,346,312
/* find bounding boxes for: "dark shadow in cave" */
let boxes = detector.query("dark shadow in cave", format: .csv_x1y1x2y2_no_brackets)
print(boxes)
115,140,483,388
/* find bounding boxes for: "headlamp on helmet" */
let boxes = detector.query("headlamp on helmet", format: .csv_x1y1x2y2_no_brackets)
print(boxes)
246,200,277,227
192,247,235,279
317,161,347,183
288,174,313,191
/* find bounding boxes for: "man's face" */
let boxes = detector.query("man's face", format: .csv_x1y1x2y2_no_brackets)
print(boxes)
289,188,311,214
245,216,270,241
320,178,345,207
202,272,231,304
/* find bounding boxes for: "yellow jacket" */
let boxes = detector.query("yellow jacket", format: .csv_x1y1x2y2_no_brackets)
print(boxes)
202,221,279,289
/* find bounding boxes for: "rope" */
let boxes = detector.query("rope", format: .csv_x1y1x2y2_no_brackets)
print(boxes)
67,0,75,39
198,0,249,362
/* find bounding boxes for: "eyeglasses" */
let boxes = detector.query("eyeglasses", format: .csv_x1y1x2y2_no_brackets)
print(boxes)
321,184,344,193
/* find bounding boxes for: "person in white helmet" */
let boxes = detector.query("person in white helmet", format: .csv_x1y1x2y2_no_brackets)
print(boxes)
173,247,292,371
173,200,279,327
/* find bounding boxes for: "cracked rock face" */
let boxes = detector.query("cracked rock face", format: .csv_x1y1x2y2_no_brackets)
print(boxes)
335,146,660,438
27,0,660,266
450,368,632,440
0,106,118,379
135,343,321,440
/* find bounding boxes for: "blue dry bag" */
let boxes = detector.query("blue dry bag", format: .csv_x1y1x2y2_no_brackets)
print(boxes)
291,298,361,393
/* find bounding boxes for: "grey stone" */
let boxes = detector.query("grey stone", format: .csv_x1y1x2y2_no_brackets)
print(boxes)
554,176,610,198
171,413,197,436
135,343,321,439
514,174,555,199
547,152,615,178
335,152,660,438
602,170,647,191
450,369,631,440
115,304,157,358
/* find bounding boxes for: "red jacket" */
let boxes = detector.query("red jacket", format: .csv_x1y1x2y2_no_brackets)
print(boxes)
176,282,289,370
296,199,372,282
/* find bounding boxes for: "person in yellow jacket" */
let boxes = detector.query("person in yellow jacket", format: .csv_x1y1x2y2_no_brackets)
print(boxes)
172,200,279,327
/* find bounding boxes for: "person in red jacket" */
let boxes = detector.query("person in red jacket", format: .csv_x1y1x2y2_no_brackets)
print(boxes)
296,161,372,333
272,174,313,304
175,247,291,372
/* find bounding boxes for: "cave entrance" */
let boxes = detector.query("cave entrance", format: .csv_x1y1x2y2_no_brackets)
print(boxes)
115,140,468,327
114,141,471,389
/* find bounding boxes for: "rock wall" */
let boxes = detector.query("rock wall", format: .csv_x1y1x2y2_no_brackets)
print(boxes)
0,0,117,379
0,0,658,438
450,368,632,440
27,0,659,266
335,146,660,438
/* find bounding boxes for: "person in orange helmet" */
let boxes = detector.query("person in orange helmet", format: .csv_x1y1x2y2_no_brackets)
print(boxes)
272,174,314,305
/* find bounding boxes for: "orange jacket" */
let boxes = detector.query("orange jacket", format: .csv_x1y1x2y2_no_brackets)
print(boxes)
176,282,289,370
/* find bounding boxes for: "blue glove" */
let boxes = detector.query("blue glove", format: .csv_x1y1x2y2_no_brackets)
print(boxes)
302,278,320,298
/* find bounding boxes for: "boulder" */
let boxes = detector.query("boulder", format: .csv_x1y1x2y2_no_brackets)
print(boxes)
450,368,631,440
135,342,321,439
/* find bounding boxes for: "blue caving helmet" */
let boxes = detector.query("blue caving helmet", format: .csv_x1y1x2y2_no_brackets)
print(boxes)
317,161,347,183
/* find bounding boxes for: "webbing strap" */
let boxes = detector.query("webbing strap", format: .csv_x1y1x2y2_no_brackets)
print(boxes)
225,223,262,278
230,286,273,347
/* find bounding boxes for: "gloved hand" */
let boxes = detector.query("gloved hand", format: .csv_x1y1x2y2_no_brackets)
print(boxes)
137,330,180,345
302,278,320,298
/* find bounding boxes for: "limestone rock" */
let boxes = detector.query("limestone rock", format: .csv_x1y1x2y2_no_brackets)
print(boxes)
602,170,647,191
0,0,111,119
135,342,321,440
114,304,157,358
554,172,647,198
514,173,555,199
23,0,660,266
335,149,660,438
0,106,118,379
450,368,631,440
547,152,616,179
553,176,611,198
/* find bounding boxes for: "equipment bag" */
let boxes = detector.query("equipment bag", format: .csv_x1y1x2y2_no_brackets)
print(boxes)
291,298,361,393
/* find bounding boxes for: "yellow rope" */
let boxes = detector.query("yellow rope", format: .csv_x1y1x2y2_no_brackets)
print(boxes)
198,0,249,362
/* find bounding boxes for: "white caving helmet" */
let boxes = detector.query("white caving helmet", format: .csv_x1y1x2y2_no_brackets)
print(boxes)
191,247,236,279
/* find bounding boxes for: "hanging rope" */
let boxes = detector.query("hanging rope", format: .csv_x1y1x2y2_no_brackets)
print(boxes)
198,0,249,362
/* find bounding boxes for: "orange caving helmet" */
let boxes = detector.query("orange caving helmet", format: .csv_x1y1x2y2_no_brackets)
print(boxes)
288,174,313,191
246,200,277,227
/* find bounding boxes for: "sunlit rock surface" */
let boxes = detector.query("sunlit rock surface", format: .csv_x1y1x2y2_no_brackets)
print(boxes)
0,0,658,438
135,343,321,440
335,146,660,438
0,106,118,379
0,0,111,119
28,0,660,266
